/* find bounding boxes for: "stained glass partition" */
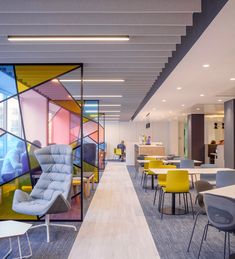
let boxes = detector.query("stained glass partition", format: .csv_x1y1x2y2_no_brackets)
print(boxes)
99,113,106,170
83,100,99,182
0,64,83,221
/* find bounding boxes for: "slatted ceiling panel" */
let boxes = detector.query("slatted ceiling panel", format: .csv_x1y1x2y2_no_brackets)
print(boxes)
0,13,193,26
0,0,201,12
0,0,201,121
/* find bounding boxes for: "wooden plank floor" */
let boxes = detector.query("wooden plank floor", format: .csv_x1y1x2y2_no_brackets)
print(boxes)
69,162,160,259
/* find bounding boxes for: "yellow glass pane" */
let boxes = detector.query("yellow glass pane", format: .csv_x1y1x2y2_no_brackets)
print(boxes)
15,65,80,92
53,100,81,115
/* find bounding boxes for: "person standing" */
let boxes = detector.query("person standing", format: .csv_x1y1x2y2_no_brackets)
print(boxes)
117,140,126,161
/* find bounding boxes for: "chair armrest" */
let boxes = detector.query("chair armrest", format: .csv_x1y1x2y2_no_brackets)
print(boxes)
13,189,31,204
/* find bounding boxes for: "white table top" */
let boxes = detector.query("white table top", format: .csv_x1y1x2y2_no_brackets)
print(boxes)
144,155,168,159
137,160,150,163
0,220,32,238
149,168,234,175
163,159,202,164
137,159,202,164
201,184,235,199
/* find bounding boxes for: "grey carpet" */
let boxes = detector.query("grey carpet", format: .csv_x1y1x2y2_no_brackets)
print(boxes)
127,165,235,259
0,176,99,259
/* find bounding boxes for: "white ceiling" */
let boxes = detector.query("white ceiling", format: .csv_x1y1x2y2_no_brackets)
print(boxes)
136,0,235,122
0,0,201,120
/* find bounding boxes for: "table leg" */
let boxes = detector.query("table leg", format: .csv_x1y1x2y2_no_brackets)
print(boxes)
172,193,176,215
17,236,23,259
151,175,154,189
86,179,91,198
91,176,95,190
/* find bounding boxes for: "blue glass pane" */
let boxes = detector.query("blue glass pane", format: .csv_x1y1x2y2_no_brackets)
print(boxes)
0,134,27,185
0,65,17,101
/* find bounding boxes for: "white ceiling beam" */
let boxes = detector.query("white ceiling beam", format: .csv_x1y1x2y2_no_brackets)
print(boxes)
83,67,164,72
0,13,192,26
84,63,164,68
0,44,175,52
0,53,167,64
0,0,201,13
0,25,186,36
0,50,170,58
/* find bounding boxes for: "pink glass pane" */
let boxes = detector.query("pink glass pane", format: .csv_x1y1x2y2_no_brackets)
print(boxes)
49,105,70,144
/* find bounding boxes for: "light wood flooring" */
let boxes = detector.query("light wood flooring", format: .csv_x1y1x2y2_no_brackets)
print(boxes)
69,162,160,259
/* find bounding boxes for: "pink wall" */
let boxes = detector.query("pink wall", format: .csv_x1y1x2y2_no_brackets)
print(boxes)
50,108,70,144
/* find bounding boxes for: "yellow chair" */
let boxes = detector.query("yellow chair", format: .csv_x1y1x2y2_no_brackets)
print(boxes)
114,148,122,160
142,160,163,189
159,170,194,219
153,165,176,205
140,157,156,185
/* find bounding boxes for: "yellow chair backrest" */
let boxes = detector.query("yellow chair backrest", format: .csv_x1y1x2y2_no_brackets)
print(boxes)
115,148,122,155
149,160,163,168
144,157,157,170
165,170,189,193
145,157,156,161
158,165,177,182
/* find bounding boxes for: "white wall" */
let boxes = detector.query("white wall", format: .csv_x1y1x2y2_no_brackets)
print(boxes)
204,117,224,144
168,120,179,155
105,120,178,165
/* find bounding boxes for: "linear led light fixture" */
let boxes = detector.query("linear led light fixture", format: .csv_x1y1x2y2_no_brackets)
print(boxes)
100,110,120,113
8,35,130,42
60,79,125,83
86,110,120,113
73,95,122,98
104,115,120,117
84,104,121,107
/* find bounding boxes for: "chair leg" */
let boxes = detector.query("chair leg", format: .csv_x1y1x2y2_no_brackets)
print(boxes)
140,172,144,186
185,193,189,213
145,175,148,191
142,174,146,188
153,186,158,205
191,175,194,189
188,192,194,219
204,221,209,240
197,223,209,259
183,193,187,213
160,192,165,219
158,188,163,211
30,214,77,243
228,232,231,256
45,214,50,243
179,193,181,205
187,211,201,252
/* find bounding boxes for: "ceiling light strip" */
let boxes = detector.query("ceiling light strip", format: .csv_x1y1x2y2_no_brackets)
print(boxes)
8,35,130,42
73,95,122,98
60,79,125,83
84,104,121,107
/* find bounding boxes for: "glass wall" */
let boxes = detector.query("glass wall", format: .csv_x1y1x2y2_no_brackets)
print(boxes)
0,64,83,221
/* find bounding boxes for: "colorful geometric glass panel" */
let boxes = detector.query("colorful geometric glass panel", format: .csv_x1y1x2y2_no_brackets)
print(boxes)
0,64,83,221
0,65,17,101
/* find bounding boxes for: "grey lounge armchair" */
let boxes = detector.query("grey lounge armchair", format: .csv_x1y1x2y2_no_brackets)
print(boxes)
12,144,77,242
